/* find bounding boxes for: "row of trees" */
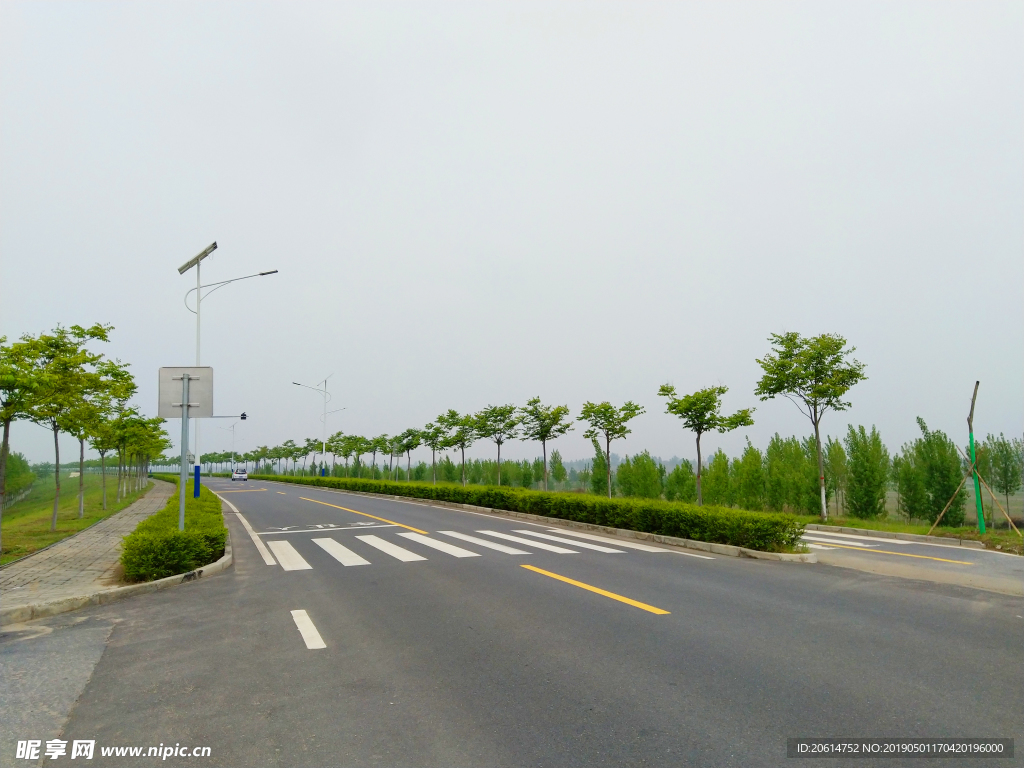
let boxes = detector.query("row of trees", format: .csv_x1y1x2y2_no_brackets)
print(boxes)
241,332,863,520
0,326,170,552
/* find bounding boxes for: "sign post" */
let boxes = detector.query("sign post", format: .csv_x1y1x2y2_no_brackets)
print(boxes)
159,367,214,531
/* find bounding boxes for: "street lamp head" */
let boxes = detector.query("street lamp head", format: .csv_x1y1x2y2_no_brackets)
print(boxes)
259,270,279,276
240,412,247,420
178,242,218,274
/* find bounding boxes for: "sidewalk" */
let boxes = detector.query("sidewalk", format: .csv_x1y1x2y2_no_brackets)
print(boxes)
0,480,174,617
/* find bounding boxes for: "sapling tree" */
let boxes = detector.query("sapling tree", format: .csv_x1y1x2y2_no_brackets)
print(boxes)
579,401,645,498
397,428,422,481
421,421,449,485
657,384,753,506
987,433,1023,517
755,332,866,521
0,335,41,554
437,410,476,486
519,397,574,491
474,404,520,486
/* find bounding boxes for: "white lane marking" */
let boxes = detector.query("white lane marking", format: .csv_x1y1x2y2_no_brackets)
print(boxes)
397,532,480,558
355,535,427,562
290,610,326,649
804,531,909,545
312,538,371,566
512,530,624,553
544,529,671,552
227,507,276,565
477,530,578,554
257,524,397,535
803,535,878,547
437,531,531,554
805,543,835,550
267,540,314,570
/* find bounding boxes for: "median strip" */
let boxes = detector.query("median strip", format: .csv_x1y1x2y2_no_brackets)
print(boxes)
299,497,428,534
520,565,670,615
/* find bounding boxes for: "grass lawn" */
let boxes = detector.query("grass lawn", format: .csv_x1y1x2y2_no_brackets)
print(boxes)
0,472,152,565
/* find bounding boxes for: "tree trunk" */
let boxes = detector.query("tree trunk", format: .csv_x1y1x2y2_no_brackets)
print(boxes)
100,452,107,510
605,436,612,498
407,451,412,482
813,411,827,521
78,437,85,518
0,418,10,555
695,434,703,506
461,446,466,486
497,441,502,485
50,424,61,531
432,449,436,485
542,439,548,491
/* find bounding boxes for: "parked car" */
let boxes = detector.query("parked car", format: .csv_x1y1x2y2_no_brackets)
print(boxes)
232,468,248,481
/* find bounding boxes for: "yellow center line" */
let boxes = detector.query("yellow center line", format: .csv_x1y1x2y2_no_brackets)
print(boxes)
277,492,286,495
818,542,974,565
299,497,428,534
521,565,670,615
218,489,269,493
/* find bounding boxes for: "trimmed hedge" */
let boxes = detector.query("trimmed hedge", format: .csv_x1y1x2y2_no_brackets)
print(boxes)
251,475,804,552
121,476,228,582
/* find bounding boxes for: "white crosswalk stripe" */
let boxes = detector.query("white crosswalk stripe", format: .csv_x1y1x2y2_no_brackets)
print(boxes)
802,535,878,547
267,540,313,571
512,530,624,553
398,532,480,558
355,534,427,562
545,529,671,552
437,531,531,554
476,530,578,553
312,538,371,566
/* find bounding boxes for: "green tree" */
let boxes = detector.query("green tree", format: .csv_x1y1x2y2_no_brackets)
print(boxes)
755,332,866,521
986,433,1023,519
396,428,422,482
657,384,753,506
616,451,664,499
913,418,966,526
732,440,766,511
437,410,476,486
421,421,450,484
579,400,645,498
474,404,520,486
27,324,112,531
0,334,41,549
588,438,609,496
823,436,848,516
549,449,567,486
519,397,574,491
665,460,697,503
843,425,890,519
892,452,927,522
702,449,732,506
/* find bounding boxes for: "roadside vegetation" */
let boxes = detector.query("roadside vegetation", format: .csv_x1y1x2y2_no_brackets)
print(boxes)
0,472,151,565
120,475,227,582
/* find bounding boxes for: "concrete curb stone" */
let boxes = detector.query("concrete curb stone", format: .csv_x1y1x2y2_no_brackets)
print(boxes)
261,480,817,563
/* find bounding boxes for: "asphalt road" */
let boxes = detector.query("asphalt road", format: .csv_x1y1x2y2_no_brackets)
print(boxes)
5,478,1022,767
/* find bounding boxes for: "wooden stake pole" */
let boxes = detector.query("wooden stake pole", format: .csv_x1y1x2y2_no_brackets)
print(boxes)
927,471,972,536
955,444,1022,537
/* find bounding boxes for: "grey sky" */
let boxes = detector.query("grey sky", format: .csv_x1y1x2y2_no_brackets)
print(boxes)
2,1,1021,467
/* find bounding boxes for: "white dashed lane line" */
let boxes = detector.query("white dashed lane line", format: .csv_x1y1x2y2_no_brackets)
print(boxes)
290,610,327,649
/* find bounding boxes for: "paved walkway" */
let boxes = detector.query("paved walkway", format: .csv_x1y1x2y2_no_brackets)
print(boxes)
0,480,173,610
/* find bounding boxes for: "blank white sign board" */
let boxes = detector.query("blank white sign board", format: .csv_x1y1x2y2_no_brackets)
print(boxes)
158,367,213,419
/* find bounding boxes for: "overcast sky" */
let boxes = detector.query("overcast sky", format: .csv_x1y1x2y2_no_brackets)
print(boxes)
2,1,1021,467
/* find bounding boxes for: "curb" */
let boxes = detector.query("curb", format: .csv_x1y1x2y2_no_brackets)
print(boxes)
0,521,233,627
805,523,987,549
259,479,816,563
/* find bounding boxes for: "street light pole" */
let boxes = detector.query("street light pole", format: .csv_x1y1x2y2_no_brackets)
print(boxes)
293,378,344,477
178,240,277,497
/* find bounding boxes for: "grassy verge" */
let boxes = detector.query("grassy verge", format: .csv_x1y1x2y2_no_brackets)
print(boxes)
120,476,227,582
1,473,151,566
795,514,1023,554
253,475,805,552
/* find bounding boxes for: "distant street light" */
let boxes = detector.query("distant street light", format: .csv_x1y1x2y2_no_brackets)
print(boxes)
178,242,277,495
293,377,345,476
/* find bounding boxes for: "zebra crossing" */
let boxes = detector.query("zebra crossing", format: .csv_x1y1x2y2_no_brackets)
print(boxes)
262,528,674,571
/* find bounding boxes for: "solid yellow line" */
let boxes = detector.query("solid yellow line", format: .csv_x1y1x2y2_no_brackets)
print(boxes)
520,565,670,615
299,497,428,534
217,489,268,493
819,542,974,565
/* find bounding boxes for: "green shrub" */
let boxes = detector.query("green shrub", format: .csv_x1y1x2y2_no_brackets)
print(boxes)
252,474,804,552
121,478,227,582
